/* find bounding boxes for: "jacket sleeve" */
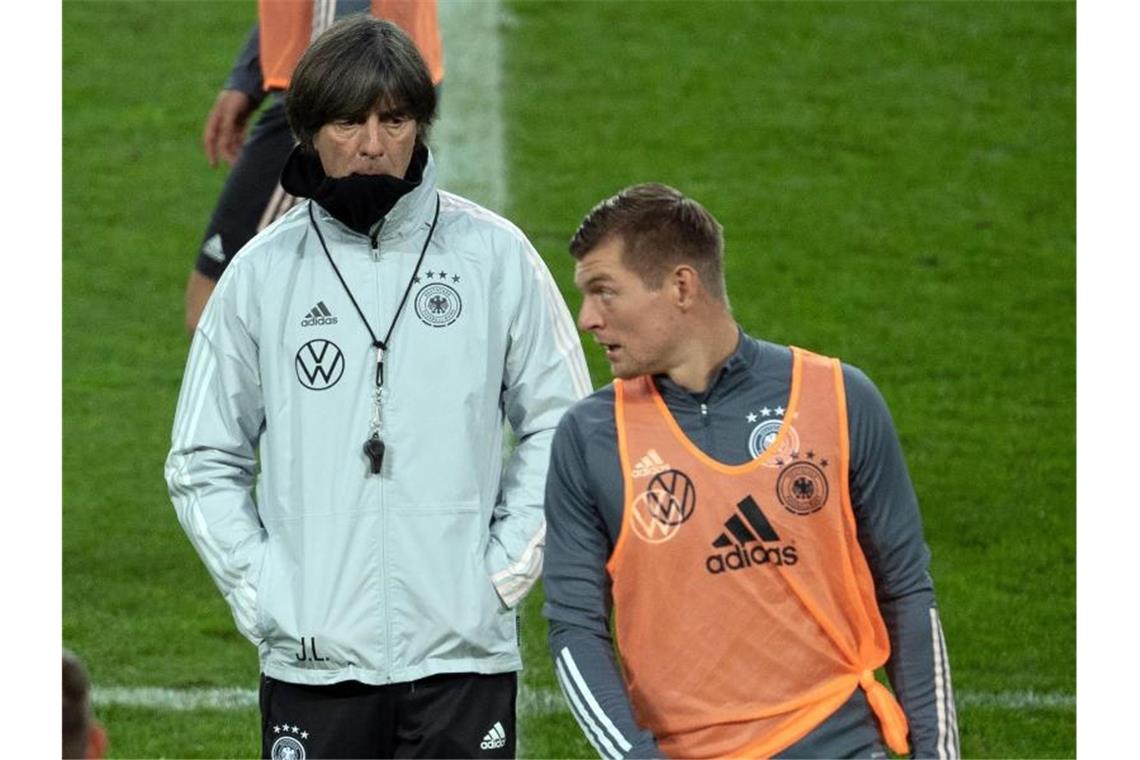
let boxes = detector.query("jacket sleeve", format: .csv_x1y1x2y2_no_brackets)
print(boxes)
544,411,661,759
223,24,266,101
486,240,592,608
165,263,268,645
844,365,960,759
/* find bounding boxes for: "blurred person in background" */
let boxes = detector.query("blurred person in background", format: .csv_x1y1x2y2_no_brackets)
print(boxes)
184,0,444,334
63,650,107,760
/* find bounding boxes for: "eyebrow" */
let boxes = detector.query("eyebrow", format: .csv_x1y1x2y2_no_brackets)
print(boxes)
336,101,411,124
376,108,411,121
576,272,614,290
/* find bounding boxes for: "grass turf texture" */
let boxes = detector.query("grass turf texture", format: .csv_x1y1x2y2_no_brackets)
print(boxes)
64,1,1074,757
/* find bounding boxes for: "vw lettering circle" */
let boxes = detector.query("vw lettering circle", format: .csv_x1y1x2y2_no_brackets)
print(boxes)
630,469,697,544
646,469,697,526
295,339,345,391
630,490,685,544
414,283,462,327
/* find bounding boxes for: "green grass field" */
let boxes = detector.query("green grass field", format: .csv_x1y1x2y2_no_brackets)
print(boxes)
63,2,1074,757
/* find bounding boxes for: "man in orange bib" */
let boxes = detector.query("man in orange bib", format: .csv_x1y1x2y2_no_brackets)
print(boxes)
543,183,959,758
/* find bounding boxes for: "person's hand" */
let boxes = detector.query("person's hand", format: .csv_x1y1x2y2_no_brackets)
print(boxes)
203,89,255,167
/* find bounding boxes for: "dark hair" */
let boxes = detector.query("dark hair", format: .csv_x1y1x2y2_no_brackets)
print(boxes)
63,651,91,759
569,183,727,302
286,15,437,151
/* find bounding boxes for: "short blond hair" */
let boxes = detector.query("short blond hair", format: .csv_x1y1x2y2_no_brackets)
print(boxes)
570,183,727,302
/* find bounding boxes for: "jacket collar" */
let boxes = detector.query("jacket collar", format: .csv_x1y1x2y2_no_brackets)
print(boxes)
372,146,439,243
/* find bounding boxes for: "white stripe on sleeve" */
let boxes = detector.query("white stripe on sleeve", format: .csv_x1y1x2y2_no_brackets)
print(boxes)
558,647,633,754
311,0,335,41
930,607,960,759
522,245,592,399
170,335,216,447
555,657,622,759
935,609,960,758
491,523,545,607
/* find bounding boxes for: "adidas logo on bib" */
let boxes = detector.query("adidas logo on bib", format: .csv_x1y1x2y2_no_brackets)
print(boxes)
705,495,799,573
632,449,669,479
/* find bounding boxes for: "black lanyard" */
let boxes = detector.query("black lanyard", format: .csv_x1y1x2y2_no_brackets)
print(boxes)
307,193,441,388
306,194,441,475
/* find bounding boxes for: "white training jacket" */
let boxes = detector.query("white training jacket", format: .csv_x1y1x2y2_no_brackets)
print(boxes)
165,152,591,685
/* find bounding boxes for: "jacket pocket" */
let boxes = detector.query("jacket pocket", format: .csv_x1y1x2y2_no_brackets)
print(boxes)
254,538,275,645
228,535,270,647
386,502,516,668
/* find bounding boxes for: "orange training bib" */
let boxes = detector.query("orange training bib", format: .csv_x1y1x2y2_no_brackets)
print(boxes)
608,347,908,758
257,0,444,91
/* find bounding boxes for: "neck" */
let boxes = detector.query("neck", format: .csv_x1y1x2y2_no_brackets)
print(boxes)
663,313,739,393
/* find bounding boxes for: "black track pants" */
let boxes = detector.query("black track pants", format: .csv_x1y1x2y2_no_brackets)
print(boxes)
259,671,517,759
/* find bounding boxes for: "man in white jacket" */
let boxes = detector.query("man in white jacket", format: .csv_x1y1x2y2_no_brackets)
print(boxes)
165,16,590,758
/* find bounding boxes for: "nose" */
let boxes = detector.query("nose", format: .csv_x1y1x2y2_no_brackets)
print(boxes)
360,115,385,157
577,298,602,333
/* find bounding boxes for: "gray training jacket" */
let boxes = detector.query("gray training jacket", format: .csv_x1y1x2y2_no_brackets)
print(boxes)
166,152,591,686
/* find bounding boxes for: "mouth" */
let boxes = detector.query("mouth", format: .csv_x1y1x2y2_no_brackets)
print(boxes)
597,341,621,360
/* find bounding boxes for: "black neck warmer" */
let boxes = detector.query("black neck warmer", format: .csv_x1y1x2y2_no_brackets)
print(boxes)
280,144,428,235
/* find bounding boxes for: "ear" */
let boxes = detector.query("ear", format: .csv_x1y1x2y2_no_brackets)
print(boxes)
87,721,108,760
670,265,701,311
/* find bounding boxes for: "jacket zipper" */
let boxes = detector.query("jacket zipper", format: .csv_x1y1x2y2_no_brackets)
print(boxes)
369,222,394,682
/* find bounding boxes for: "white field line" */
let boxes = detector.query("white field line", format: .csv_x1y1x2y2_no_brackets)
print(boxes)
93,685,1073,714
957,690,1076,710
433,0,507,214
434,0,518,460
